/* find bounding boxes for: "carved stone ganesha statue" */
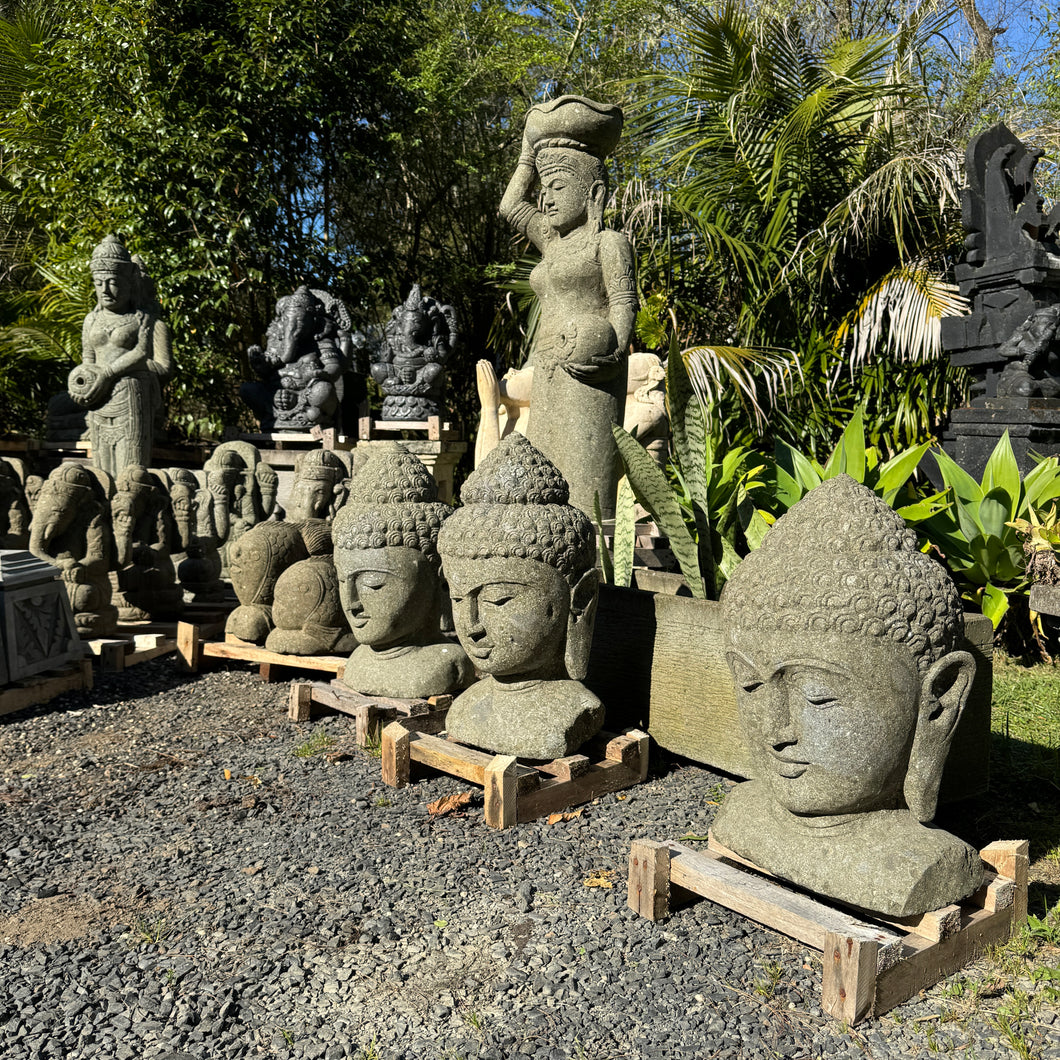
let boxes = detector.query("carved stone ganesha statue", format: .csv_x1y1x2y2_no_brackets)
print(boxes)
711,474,984,917
241,287,354,432
438,433,603,760
370,285,458,421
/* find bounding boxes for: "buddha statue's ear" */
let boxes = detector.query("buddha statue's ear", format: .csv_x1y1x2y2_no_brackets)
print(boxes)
905,649,975,823
564,567,600,681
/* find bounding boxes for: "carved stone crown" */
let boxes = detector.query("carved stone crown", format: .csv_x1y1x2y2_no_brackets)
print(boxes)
90,234,133,273
295,450,347,484
438,433,595,584
720,474,963,674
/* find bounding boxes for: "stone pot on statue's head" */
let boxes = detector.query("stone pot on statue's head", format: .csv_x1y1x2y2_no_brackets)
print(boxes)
438,433,603,760
332,442,473,699
711,474,985,917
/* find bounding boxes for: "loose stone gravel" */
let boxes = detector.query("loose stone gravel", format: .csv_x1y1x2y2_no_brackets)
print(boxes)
0,659,1055,1059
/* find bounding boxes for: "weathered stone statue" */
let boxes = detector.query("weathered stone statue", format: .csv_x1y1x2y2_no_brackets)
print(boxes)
0,458,32,550
499,95,637,519
711,474,984,917
68,234,173,477
995,304,1060,398
369,285,458,421
110,465,183,620
333,442,473,697
29,463,118,636
241,287,353,432
438,433,602,759
624,353,669,470
263,449,356,655
167,468,225,603
226,521,309,643
203,441,278,576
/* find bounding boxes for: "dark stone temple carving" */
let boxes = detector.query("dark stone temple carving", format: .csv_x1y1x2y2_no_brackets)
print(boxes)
941,124,1060,475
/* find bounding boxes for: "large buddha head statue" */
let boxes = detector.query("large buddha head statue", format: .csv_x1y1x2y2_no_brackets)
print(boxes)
437,433,603,760
332,443,450,652
721,474,974,824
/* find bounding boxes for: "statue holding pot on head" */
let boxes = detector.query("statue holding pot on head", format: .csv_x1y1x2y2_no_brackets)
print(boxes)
499,95,637,521
68,235,173,477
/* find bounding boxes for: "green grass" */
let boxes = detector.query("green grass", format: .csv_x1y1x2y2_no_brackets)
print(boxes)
292,730,335,758
992,655,1060,787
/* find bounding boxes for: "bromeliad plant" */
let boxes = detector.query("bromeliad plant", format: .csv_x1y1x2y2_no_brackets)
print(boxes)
1007,504,1060,587
920,435,1060,627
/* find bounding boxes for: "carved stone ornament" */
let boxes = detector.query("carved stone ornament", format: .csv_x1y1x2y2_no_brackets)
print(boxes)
28,463,118,637
202,441,278,577
369,285,458,421
498,95,637,519
241,286,354,432
70,234,173,477
331,442,472,698
438,432,603,759
710,474,984,917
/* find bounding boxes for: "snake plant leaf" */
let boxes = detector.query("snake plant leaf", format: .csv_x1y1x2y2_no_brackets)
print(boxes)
612,423,705,598
669,337,709,511
612,475,636,590
592,490,613,588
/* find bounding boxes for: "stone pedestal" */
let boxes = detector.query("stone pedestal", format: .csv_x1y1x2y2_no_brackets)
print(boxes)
939,399,1060,480
0,551,82,684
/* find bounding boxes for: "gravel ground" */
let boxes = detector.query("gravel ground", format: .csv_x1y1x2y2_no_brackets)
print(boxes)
0,658,1057,1060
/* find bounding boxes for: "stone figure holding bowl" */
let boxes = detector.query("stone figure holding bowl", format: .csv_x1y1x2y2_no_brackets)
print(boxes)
68,234,173,477
499,95,637,520
711,474,984,917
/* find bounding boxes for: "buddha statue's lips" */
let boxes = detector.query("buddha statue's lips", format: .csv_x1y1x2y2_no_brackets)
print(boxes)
767,751,809,778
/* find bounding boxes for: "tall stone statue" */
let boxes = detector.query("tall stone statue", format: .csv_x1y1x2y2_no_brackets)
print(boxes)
167,468,225,603
499,95,637,520
68,234,173,477
710,474,984,917
333,442,473,697
241,287,354,432
438,433,602,759
29,463,118,636
0,458,32,550
369,285,458,420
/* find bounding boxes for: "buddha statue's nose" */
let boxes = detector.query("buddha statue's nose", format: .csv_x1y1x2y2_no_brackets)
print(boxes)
767,679,797,748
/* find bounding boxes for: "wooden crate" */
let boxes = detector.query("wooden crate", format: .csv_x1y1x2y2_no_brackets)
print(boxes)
88,631,179,673
0,657,93,718
627,836,1029,1024
381,723,649,829
288,680,451,746
177,621,347,682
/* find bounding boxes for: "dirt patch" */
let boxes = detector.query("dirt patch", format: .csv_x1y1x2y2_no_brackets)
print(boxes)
0,892,164,947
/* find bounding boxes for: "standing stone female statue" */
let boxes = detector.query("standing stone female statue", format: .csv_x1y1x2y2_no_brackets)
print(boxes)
499,95,637,520
68,234,173,477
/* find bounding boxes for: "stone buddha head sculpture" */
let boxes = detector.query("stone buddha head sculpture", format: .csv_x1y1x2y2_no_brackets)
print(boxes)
437,433,603,760
332,442,472,698
710,474,983,916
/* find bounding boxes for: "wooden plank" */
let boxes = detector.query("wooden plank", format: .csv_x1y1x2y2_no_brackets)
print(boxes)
873,906,1015,1017
409,731,492,786
665,843,903,971
177,621,200,672
981,840,1030,927
822,932,879,1025
203,639,346,673
126,638,177,666
381,722,411,788
289,683,313,722
516,758,642,821
98,640,127,673
0,662,90,717
484,755,519,828
536,755,591,781
628,840,671,921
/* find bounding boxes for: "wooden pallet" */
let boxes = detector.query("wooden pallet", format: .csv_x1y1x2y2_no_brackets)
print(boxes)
381,724,650,829
358,414,459,442
177,621,347,682
0,657,93,718
627,835,1029,1024
288,680,451,745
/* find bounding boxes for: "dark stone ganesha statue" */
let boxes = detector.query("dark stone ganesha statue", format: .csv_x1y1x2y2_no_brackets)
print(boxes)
241,286,354,432
370,285,457,421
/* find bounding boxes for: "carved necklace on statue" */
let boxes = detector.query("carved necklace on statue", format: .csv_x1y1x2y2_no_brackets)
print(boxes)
97,308,141,336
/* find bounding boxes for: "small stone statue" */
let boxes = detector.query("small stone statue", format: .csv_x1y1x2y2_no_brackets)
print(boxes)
995,304,1060,398
110,465,183,620
241,287,353,432
68,234,173,477
438,433,602,759
167,468,225,603
499,95,637,519
711,474,984,917
226,521,309,643
369,285,457,420
332,442,473,697
203,441,278,576
283,449,351,525
0,458,32,550
29,463,118,636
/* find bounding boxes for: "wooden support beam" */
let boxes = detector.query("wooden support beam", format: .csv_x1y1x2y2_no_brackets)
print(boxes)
628,839,671,921
381,722,411,788
484,755,519,829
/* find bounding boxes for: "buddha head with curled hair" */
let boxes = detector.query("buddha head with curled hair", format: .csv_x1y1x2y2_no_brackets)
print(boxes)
719,474,975,825
437,432,599,683
331,442,452,651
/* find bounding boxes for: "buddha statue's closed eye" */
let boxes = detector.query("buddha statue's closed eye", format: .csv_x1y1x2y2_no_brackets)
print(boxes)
437,433,603,760
711,474,984,917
